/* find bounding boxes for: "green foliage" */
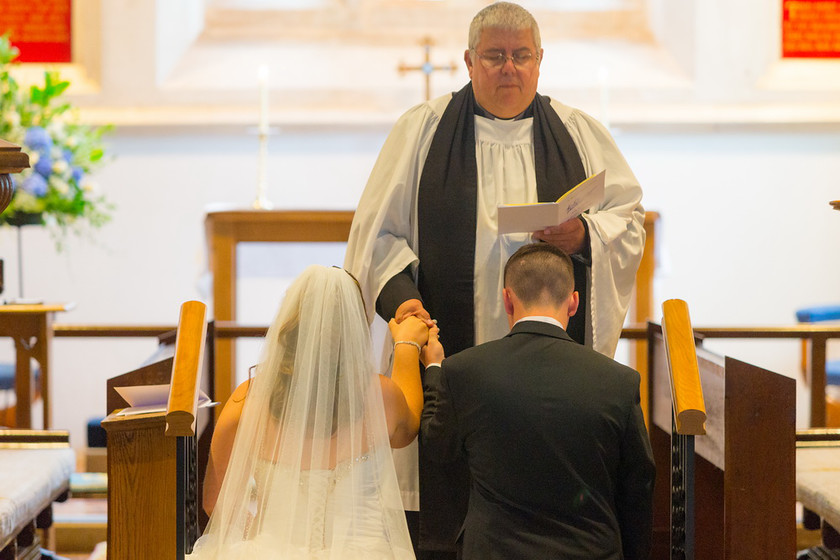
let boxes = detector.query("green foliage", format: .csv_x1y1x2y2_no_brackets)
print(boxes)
0,34,114,248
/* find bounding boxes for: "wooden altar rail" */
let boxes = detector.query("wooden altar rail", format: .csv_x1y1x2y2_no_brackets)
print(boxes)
661,300,706,436
166,303,208,436
50,322,840,426
628,325,840,428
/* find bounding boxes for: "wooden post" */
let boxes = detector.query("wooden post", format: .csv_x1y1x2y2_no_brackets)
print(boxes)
809,335,828,427
633,211,659,426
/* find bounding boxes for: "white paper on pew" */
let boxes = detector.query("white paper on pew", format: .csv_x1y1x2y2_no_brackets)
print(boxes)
497,169,606,235
114,383,217,416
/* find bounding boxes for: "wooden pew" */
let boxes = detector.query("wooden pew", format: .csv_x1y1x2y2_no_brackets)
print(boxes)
648,313,797,559
102,301,212,560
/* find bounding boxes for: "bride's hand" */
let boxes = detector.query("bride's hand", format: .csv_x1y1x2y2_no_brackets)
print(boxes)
389,316,429,347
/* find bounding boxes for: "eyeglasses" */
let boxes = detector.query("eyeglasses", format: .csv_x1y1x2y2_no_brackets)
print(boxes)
473,50,538,69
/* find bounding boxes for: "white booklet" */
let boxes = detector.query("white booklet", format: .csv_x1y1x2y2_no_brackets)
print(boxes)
114,383,216,416
497,170,606,235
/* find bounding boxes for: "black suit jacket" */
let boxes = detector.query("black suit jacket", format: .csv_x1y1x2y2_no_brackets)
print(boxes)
421,320,655,560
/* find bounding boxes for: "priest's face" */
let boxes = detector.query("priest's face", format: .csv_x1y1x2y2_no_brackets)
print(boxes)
465,27,542,119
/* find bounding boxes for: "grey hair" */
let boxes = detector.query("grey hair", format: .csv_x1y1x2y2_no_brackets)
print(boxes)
468,2,541,52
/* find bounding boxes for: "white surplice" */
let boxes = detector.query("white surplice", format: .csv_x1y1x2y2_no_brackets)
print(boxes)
344,92,646,509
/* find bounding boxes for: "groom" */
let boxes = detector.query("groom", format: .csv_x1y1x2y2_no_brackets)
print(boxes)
420,243,655,559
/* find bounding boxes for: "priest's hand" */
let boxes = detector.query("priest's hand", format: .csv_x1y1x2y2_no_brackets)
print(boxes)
532,217,586,255
394,298,435,328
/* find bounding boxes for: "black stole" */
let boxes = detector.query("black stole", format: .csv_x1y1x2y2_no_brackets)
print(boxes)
417,83,587,357
415,84,588,550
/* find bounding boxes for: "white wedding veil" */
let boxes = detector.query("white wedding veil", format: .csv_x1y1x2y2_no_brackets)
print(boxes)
189,265,415,559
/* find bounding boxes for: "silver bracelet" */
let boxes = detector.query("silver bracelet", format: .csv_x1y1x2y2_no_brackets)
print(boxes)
394,340,422,352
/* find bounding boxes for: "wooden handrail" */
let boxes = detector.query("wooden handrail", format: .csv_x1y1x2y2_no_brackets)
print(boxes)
52,324,175,337
0,429,70,448
50,322,840,339
661,300,706,435
796,428,840,447
165,301,207,437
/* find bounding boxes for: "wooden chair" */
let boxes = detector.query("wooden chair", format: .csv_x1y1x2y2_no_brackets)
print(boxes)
102,301,213,560
796,305,840,428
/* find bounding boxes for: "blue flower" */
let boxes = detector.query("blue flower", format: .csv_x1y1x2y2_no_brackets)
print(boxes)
34,153,53,177
24,126,52,151
21,173,48,197
63,148,73,163
71,166,84,182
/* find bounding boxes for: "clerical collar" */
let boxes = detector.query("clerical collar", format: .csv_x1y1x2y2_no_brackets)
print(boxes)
514,316,565,329
473,101,534,121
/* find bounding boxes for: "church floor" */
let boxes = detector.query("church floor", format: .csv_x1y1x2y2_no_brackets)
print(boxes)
800,525,826,550
50,495,106,560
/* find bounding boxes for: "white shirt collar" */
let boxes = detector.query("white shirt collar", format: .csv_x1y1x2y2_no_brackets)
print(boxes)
513,315,565,329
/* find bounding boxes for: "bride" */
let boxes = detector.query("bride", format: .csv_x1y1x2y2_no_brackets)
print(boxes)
189,265,434,559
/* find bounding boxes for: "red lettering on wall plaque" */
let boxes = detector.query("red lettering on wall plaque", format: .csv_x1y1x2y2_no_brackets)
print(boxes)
783,0,840,58
0,0,72,63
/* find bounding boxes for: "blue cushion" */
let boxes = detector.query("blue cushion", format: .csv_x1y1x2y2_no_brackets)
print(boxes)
0,363,13,390
829,360,840,386
87,417,107,448
796,305,840,323
0,362,41,391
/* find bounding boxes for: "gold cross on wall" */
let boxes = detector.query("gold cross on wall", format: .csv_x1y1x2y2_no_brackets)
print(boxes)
397,37,459,101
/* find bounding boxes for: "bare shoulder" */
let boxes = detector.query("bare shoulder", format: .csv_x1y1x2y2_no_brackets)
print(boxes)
230,378,251,402
216,378,252,429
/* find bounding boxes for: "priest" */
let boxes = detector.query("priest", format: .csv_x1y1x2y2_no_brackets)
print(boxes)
344,2,646,557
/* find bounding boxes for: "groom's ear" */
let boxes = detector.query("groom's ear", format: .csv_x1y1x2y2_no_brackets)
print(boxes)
503,288,515,317
566,290,579,318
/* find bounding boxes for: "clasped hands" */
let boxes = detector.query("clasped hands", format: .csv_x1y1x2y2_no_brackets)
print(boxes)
390,299,444,366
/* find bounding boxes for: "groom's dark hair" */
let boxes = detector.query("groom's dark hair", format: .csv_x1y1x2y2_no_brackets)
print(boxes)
504,242,574,308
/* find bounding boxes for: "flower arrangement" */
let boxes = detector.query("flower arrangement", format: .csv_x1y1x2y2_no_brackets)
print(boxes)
0,34,112,245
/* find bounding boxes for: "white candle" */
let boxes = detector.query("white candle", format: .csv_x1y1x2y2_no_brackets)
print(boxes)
254,64,273,209
258,65,269,135
598,65,610,130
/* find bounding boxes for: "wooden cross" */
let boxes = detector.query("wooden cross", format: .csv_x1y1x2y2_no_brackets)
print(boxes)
397,37,459,101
